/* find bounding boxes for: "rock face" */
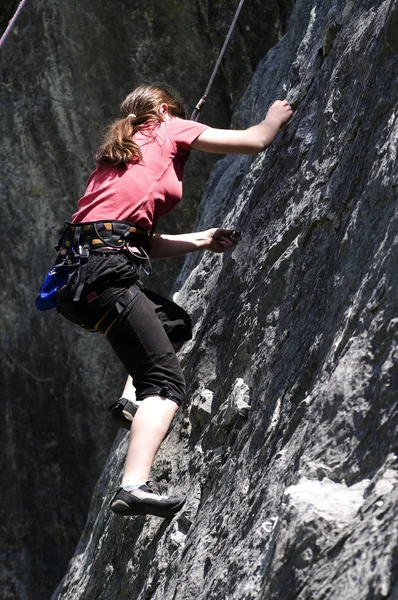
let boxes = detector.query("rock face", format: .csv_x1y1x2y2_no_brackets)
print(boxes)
51,0,398,599
0,1,292,599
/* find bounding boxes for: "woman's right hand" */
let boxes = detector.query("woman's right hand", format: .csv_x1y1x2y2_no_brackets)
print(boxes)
191,100,294,155
265,100,293,127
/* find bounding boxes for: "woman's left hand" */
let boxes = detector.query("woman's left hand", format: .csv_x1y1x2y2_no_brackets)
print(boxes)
206,228,240,253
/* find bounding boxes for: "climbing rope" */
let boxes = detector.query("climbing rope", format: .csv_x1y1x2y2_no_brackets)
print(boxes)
191,0,246,121
0,0,28,50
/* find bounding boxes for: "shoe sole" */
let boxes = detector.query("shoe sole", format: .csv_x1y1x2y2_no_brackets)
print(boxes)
122,409,135,421
108,402,138,430
110,497,185,518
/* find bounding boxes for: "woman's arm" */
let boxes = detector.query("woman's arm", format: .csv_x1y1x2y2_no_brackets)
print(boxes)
150,229,237,259
191,100,293,154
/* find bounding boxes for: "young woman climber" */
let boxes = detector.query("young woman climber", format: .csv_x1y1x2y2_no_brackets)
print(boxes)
54,84,292,518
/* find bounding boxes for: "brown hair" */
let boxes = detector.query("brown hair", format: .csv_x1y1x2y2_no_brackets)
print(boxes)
95,84,187,168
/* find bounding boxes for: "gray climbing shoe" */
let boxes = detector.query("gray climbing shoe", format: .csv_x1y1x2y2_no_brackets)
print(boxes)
110,482,185,518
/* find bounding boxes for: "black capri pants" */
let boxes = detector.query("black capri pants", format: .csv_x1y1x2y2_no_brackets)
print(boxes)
58,250,191,406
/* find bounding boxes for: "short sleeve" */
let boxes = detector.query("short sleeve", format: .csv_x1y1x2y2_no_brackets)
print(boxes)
166,119,210,153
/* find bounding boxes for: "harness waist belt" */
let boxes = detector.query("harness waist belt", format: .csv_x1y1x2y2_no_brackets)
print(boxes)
56,220,150,253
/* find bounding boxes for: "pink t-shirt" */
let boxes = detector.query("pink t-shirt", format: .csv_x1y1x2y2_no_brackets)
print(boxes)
72,118,210,231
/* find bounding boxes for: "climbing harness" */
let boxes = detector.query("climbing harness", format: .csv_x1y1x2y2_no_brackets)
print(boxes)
57,278,144,338
35,220,150,311
56,220,149,252
191,0,246,121
0,0,28,50
81,282,143,336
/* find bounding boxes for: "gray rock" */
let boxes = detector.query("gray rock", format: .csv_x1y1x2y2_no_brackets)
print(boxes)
217,377,251,428
0,0,293,598
50,0,398,599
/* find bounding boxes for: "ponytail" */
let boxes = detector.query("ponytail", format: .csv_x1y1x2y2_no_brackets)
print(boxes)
95,84,187,169
95,113,159,168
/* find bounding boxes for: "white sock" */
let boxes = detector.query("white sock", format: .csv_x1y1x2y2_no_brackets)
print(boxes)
121,480,146,492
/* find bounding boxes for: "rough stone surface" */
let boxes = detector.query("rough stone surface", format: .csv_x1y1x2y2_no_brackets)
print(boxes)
0,1,292,598
50,0,398,599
